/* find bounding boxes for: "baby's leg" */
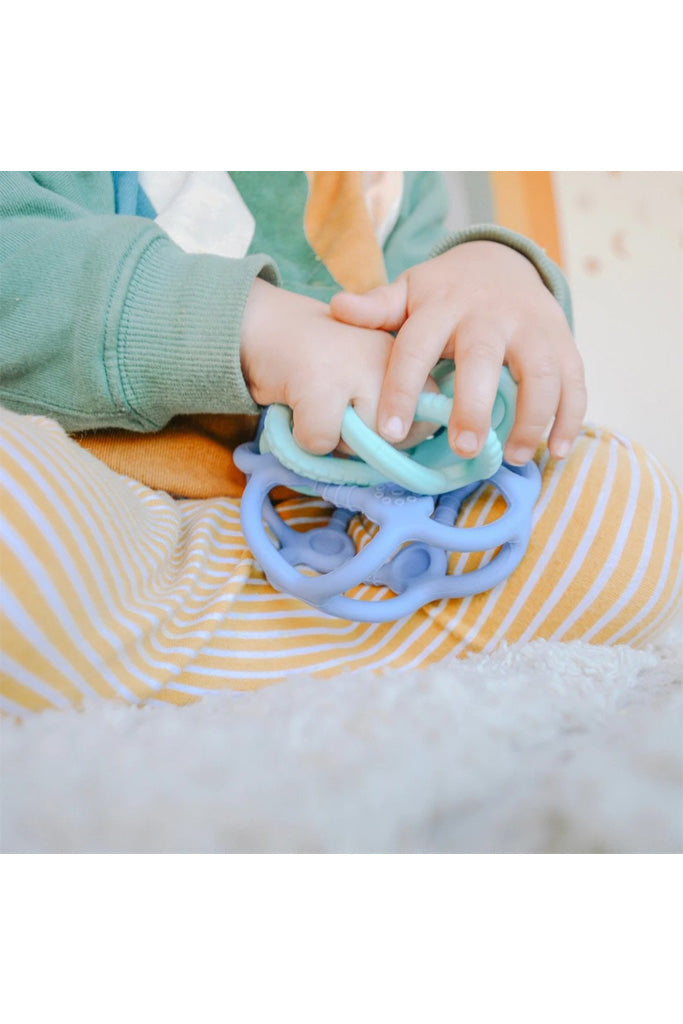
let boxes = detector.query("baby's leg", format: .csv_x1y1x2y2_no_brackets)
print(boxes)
373,424,681,663
1,407,315,715
0,407,469,713
2,410,680,717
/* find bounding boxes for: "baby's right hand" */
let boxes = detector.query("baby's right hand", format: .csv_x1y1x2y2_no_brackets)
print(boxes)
240,279,404,454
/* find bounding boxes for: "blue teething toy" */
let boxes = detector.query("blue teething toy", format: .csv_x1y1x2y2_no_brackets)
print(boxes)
233,361,541,622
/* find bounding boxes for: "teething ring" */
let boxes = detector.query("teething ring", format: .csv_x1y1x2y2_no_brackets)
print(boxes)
259,362,518,496
340,392,502,494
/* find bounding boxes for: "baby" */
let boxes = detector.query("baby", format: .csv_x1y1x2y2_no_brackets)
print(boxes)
0,171,678,716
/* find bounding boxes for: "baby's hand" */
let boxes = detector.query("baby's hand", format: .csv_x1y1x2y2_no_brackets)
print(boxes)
329,241,587,464
240,278,432,454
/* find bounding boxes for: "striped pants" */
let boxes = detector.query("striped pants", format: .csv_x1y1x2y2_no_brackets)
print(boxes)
1,406,681,716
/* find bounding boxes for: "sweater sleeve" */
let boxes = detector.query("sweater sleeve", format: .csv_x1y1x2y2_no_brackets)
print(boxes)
0,172,280,432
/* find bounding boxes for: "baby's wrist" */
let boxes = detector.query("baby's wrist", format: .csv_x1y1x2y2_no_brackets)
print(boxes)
240,279,329,407
240,278,285,404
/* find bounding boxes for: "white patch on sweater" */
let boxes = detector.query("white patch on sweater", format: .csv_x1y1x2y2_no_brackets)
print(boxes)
361,171,403,246
139,172,255,258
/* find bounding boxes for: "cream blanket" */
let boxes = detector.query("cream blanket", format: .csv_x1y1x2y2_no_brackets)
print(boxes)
2,623,680,853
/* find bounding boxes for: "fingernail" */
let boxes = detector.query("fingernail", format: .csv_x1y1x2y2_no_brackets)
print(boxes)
455,431,478,456
508,446,533,465
554,440,571,459
382,416,405,441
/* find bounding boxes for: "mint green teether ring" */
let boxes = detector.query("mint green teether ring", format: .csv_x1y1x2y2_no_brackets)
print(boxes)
259,361,517,495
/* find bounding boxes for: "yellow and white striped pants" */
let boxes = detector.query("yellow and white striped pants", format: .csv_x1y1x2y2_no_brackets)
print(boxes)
1,406,681,716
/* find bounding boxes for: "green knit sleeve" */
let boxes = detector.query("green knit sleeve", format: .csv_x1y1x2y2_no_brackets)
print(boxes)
0,172,280,432
430,222,574,331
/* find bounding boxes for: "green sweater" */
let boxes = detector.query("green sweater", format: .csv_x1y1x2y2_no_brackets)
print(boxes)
0,172,572,433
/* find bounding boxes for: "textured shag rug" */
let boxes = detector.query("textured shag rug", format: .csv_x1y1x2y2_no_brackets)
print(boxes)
2,624,681,854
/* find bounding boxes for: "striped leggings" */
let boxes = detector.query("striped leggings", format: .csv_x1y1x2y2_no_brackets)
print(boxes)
1,405,681,716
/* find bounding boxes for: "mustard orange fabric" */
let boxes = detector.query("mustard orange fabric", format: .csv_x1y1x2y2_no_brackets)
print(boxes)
489,172,563,267
303,171,389,294
74,413,260,499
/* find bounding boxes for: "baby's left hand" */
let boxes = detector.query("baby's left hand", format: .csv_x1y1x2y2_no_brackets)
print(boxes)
329,241,587,465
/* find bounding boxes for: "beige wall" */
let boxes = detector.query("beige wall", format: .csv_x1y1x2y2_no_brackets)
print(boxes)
554,172,683,487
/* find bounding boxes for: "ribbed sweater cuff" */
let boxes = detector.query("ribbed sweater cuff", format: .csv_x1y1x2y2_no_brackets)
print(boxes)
430,223,574,331
111,236,280,429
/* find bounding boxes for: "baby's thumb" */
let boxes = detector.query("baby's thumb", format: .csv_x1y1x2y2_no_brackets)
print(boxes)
329,278,408,332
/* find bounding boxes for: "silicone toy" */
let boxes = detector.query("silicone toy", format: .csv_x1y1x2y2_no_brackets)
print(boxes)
258,360,517,494
233,362,541,622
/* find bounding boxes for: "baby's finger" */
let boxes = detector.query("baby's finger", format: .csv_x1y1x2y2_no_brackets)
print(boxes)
377,308,450,443
350,375,441,452
547,355,588,459
504,351,561,465
291,389,350,454
450,320,506,457
329,278,408,332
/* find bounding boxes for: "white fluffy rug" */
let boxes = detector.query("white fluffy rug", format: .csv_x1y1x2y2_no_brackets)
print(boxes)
2,625,681,854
